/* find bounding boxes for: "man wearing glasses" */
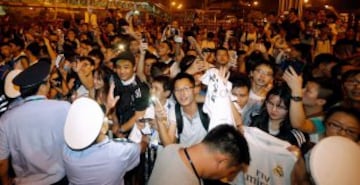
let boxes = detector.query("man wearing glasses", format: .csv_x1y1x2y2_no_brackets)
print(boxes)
157,73,208,147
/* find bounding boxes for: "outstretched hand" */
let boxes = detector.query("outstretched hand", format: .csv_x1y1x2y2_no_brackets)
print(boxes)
106,80,120,112
282,66,303,95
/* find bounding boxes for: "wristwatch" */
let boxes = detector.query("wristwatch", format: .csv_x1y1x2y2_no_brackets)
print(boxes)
290,96,303,102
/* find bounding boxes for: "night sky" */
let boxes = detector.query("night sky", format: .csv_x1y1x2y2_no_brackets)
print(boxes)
176,0,360,10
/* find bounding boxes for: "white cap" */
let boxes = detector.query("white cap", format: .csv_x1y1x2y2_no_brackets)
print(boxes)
310,136,360,185
64,97,104,150
4,69,22,98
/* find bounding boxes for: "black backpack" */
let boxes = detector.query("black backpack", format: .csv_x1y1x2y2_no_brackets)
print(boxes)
175,103,210,138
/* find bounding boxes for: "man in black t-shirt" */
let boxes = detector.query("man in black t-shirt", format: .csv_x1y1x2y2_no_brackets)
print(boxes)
111,52,150,138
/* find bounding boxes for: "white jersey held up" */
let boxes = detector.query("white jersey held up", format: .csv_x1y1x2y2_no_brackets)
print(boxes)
232,127,297,185
201,68,235,130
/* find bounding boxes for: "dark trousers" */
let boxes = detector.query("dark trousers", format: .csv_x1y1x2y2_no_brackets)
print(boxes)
51,176,68,185
124,153,145,185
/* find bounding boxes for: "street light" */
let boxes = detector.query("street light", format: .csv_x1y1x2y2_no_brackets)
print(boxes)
0,6,6,16
170,1,183,10
253,1,259,6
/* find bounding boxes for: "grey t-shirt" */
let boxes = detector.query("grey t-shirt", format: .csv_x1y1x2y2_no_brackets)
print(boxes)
148,144,200,185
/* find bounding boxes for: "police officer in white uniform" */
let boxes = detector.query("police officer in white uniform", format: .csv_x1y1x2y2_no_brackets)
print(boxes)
0,58,71,185
62,97,146,185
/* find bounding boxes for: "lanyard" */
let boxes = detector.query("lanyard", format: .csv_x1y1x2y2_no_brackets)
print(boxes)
184,148,202,185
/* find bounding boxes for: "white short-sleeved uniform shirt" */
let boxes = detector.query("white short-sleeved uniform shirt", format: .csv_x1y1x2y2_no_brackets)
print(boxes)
0,95,70,185
63,137,141,185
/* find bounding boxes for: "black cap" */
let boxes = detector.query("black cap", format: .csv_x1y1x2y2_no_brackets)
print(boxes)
13,58,51,88
111,52,135,65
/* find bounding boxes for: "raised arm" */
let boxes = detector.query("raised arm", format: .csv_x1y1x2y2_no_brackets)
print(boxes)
283,66,316,133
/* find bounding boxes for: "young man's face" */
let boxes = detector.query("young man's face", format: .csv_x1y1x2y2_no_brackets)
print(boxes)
343,73,360,102
157,42,171,58
0,45,11,58
232,86,250,108
302,81,320,106
115,60,135,81
9,43,20,54
78,59,94,76
250,64,274,87
129,40,140,55
173,78,195,107
151,81,169,101
325,112,360,142
215,49,229,66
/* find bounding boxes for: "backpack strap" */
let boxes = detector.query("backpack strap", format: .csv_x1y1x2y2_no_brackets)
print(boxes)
175,103,183,137
175,103,209,138
197,103,209,131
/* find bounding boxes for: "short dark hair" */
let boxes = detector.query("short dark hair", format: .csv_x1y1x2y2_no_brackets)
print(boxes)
313,54,339,68
341,69,360,84
153,75,172,93
215,47,228,56
324,106,360,140
203,125,250,166
179,55,196,73
26,42,41,57
162,41,173,52
172,73,195,92
245,51,272,74
229,73,251,90
251,57,276,76
324,106,360,125
9,38,25,50
79,56,95,66
89,49,104,62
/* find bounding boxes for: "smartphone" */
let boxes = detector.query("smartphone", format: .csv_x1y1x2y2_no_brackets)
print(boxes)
280,59,305,75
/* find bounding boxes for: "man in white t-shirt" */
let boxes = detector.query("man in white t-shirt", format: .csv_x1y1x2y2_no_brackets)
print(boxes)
158,73,209,147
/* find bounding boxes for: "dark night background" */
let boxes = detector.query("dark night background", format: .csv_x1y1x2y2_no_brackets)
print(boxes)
171,0,360,10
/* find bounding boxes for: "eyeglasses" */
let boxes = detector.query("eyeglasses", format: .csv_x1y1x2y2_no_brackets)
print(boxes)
174,86,194,93
265,100,287,111
344,79,360,88
254,68,273,77
327,121,360,138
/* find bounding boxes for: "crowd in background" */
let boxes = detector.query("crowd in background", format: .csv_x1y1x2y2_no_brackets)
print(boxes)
0,5,359,185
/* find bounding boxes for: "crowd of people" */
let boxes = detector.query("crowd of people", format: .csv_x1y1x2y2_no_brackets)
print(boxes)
0,5,359,185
